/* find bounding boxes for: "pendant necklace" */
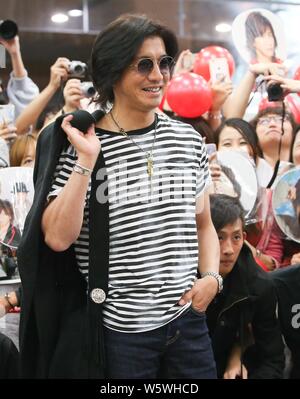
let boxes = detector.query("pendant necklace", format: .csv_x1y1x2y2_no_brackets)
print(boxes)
109,112,158,188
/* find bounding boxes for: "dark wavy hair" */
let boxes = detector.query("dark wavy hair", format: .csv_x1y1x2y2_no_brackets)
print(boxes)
90,13,178,110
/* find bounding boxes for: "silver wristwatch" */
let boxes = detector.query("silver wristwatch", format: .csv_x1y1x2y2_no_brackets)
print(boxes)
201,271,223,293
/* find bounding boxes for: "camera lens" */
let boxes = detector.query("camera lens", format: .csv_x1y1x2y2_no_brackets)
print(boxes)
0,20,18,40
74,65,84,74
68,61,87,78
267,82,284,102
81,82,96,98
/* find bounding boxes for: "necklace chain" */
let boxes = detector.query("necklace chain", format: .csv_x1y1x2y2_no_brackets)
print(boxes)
109,112,157,179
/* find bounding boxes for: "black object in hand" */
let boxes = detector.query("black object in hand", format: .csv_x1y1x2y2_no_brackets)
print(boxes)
68,110,96,134
267,82,284,102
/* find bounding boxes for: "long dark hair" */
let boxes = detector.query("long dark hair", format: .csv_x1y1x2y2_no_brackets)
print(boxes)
91,13,178,110
215,118,259,162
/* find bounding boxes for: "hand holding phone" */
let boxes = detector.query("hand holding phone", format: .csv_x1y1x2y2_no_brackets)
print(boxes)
209,58,230,84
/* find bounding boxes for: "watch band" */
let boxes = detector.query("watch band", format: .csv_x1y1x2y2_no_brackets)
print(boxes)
73,163,92,177
201,271,223,293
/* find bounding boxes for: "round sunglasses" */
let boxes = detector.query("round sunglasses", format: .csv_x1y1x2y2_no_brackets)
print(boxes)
130,56,175,76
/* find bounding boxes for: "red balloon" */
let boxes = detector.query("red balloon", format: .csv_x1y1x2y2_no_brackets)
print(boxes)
259,96,281,111
166,72,212,118
286,94,300,124
259,94,300,124
193,46,235,81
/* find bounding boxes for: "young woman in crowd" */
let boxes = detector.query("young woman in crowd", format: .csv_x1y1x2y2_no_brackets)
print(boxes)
9,133,37,167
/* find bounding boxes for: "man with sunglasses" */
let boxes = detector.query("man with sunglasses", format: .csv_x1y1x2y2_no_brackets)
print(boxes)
18,14,220,379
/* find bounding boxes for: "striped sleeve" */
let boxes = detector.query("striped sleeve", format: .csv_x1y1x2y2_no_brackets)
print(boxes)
195,136,211,198
47,145,85,201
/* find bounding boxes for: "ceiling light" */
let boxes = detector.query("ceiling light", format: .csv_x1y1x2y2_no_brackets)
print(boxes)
68,9,83,17
215,23,231,33
51,13,69,23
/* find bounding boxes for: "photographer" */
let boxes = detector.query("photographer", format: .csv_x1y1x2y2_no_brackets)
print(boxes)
223,62,286,120
15,57,69,134
0,35,39,118
16,58,94,134
62,78,84,114
264,74,300,94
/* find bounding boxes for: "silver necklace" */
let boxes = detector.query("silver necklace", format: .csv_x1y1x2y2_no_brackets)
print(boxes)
109,112,158,180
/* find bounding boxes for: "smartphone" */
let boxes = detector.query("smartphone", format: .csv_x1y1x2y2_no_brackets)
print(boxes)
206,143,217,156
209,58,230,84
0,103,15,127
182,52,195,70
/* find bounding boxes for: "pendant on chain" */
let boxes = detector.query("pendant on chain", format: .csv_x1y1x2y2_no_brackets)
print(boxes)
147,154,153,177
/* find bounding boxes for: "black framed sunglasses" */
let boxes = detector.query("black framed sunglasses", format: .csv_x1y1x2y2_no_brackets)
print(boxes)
130,56,175,76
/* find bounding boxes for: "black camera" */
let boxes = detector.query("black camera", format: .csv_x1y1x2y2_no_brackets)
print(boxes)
267,82,285,102
68,60,87,78
0,20,18,40
81,81,96,98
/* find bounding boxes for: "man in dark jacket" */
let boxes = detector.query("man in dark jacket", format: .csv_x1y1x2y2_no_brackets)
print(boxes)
271,264,300,379
207,194,285,379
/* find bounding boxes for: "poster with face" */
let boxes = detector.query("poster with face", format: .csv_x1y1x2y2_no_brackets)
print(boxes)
232,8,286,64
0,167,34,250
215,151,258,222
273,167,300,243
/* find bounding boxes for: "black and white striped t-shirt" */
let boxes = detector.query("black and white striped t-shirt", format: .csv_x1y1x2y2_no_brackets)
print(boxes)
48,114,210,333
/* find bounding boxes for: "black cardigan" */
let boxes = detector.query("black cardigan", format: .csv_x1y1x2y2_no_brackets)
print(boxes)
206,244,285,379
17,110,109,378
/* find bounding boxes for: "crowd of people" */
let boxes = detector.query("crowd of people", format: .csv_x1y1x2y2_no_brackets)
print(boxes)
0,11,299,380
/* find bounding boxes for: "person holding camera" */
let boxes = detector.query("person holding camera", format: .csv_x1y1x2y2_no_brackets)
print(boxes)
18,13,221,379
15,57,69,134
62,78,84,114
223,62,286,120
16,58,95,134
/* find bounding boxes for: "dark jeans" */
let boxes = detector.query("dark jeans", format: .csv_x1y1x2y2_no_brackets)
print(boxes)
104,307,217,379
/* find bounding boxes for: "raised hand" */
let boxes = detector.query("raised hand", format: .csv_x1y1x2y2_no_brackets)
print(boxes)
61,114,101,169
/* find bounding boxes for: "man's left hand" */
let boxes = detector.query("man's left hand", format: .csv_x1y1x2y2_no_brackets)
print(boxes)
179,276,218,312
